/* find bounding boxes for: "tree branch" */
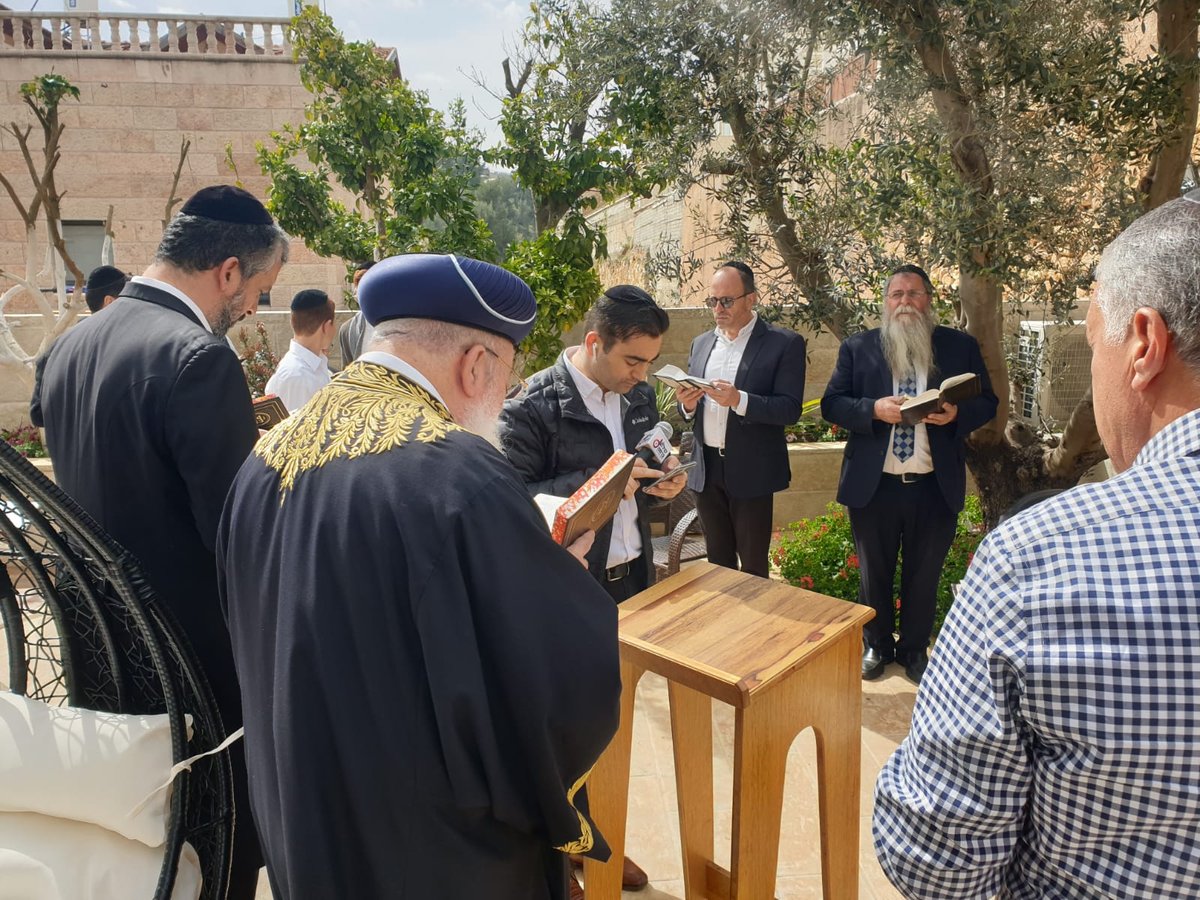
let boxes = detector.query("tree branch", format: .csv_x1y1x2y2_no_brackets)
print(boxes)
163,136,192,228
502,57,533,98
1142,0,1200,210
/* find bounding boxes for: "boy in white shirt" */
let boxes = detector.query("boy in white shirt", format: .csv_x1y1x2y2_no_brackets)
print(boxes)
266,289,335,412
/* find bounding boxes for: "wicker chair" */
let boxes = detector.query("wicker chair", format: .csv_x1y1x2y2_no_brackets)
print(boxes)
652,488,707,581
0,441,233,900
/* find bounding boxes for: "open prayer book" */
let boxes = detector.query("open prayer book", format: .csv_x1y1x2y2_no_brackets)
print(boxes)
899,373,981,426
534,450,635,546
653,364,713,392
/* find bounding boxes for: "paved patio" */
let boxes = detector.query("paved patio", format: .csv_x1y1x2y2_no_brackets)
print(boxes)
256,665,917,899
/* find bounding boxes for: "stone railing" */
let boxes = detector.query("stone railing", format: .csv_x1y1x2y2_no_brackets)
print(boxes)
0,12,292,58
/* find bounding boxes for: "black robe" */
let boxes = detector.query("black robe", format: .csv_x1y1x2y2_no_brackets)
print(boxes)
216,361,622,900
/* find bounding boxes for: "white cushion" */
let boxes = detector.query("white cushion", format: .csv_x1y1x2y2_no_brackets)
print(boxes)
0,812,201,900
0,692,179,846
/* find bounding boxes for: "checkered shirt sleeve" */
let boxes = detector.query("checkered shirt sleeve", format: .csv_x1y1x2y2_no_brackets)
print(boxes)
873,409,1200,900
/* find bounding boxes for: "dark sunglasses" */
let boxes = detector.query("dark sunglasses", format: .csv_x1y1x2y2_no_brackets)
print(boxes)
704,291,751,309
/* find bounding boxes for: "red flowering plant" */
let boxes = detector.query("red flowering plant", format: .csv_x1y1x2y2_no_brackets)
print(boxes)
1,423,48,459
773,495,985,638
784,398,844,443
235,320,280,399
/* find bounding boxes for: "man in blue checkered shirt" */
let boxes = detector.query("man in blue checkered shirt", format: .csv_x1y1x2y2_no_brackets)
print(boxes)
873,193,1200,898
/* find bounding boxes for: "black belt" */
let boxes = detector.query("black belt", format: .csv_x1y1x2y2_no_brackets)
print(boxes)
605,561,632,581
883,471,934,484
703,445,726,457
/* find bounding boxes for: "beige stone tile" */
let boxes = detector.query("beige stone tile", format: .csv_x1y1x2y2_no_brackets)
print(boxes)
626,774,683,883
642,879,685,899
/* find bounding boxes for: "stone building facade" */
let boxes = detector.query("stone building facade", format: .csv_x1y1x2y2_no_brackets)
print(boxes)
0,10,351,426
0,13,345,307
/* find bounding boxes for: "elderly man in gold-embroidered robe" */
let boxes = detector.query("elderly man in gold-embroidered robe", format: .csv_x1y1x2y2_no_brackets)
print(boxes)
217,255,621,900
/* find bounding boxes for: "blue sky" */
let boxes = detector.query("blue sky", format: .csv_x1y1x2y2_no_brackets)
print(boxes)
81,0,529,143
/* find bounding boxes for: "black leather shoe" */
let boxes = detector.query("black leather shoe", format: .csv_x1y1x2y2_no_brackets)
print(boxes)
904,650,929,685
862,646,891,680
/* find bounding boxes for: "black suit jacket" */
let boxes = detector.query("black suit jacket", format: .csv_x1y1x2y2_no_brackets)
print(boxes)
499,352,660,587
30,282,258,724
684,317,806,498
820,325,998,511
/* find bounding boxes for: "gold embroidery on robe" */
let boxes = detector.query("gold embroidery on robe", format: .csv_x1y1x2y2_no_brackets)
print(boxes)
256,361,459,497
553,766,595,854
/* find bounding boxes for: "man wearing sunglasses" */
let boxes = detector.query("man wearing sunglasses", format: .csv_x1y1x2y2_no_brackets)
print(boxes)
675,261,807,579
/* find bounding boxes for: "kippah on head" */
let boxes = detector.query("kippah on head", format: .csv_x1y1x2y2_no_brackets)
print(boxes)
603,284,656,305
358,254,537,346
291,288,330,311
893,263,931,282
85,265,127,294
179,184,274,226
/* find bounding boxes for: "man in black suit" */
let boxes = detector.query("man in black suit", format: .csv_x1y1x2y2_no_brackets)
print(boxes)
30,184,289,899
821,264,998,684
676,261,806,578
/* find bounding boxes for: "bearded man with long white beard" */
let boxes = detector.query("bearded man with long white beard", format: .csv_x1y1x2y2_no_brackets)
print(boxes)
821,265,998,684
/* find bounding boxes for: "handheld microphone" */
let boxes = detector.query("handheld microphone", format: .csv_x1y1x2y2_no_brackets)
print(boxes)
633,422,673,467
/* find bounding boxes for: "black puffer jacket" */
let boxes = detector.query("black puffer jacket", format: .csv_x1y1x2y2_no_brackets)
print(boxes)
499,350,660,587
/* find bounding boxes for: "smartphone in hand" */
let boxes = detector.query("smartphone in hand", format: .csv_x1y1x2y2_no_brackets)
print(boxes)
643,460,698,490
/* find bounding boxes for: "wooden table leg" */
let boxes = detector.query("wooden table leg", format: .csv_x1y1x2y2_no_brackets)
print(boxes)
808,632,862,900
728,684,794,900
668,680,713,900
583,657,644,900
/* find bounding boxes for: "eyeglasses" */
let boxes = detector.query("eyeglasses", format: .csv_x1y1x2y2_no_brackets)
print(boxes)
483,346,528,400
704,291,751,309
887,290,929,302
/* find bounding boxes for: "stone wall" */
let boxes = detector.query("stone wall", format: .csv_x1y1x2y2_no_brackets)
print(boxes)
0,49,347,319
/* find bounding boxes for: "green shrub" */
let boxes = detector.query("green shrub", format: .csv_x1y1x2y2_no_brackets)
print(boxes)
773,495,985,637
784,397,844,443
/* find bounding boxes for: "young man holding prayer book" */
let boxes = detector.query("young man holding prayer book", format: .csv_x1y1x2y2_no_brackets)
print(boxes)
500,285,687,899
822,264,998,684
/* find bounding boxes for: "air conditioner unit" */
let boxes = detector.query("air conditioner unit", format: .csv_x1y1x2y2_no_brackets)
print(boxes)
1016,320,1091,430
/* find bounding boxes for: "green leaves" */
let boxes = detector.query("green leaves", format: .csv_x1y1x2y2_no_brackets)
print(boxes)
19,73,80,111
257,7,493,264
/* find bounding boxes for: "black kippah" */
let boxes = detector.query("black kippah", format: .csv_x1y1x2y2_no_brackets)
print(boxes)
290,289,329,311
180,185,273,226
603,284,655,305
85,265,127,294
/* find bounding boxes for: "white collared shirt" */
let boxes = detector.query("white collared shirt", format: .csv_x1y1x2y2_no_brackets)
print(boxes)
700,313,755,449
356,350,447,407
883,370,934,474
564,348,642,568
266,339,332,413
130,275,212,333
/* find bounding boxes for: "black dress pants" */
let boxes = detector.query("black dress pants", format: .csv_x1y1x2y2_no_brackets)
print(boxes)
848,473,957,660
601,559,649,603
696,447,774,578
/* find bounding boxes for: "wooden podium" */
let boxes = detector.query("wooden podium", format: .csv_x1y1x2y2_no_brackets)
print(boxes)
582,563,874,900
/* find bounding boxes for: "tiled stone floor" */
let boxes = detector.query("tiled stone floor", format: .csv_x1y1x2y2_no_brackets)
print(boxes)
256,666,918,900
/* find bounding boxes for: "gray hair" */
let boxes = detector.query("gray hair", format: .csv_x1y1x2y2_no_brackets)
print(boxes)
1094,195,1200,371
369,318,506,355
155,213,290,278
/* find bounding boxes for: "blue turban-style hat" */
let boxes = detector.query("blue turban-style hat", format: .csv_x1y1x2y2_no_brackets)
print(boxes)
357,254,537,347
